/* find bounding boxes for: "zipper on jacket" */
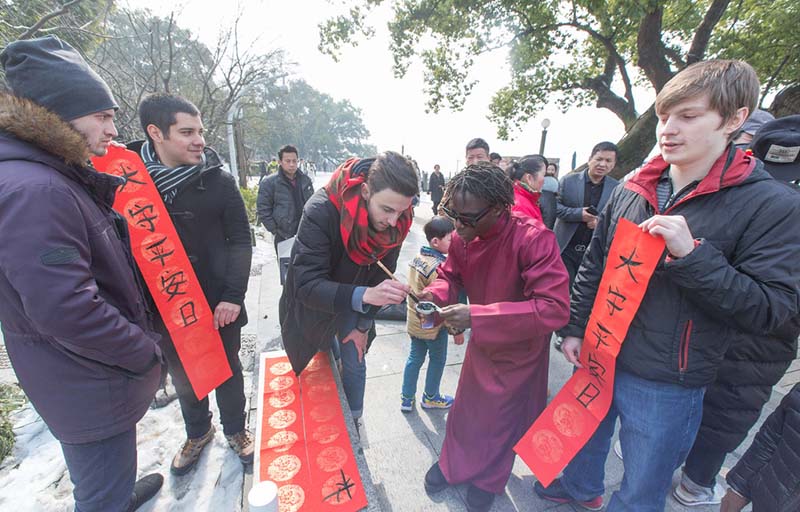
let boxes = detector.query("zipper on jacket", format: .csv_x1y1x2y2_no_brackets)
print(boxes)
679,319,693,381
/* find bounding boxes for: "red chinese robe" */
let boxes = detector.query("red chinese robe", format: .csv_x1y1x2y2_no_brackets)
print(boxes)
425,212,570,493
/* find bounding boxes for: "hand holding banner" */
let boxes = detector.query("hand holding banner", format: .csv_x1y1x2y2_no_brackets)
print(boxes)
514,218,666,487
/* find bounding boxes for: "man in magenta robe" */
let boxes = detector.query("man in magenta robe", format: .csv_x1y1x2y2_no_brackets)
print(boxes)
419,161,570,512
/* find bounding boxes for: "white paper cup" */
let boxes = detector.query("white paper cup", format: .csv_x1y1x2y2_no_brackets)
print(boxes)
248,481,279,512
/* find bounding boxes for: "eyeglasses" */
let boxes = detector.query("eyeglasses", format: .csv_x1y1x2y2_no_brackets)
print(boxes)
441,204,493,228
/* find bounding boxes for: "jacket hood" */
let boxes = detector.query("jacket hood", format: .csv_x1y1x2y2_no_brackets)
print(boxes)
626,144,771,211
0,92,90,167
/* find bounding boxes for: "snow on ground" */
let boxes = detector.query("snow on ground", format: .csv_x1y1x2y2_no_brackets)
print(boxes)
0,370,256,511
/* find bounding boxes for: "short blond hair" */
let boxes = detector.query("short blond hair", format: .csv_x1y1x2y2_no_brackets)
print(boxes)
656,60,759,127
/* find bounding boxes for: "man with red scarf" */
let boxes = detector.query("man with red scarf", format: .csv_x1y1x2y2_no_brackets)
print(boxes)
279,151,418,424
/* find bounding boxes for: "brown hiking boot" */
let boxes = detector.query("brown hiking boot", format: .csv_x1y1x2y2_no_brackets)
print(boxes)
171,425,216,475
225,429,255,464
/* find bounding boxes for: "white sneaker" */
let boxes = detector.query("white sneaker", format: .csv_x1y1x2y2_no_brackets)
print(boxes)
672,472,724,506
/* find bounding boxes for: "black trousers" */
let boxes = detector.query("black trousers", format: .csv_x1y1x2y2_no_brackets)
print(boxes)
160,324,246,438
432,197,442,215
561,244,587,293
682,435,728,488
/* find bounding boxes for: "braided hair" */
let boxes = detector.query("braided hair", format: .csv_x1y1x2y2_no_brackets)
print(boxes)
441,161,515,211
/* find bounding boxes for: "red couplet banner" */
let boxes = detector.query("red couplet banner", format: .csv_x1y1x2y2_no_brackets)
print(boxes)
92,144,232,400
514,218,666,487
257,352,369,512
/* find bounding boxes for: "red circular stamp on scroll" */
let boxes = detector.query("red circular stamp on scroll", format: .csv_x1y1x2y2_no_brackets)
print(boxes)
266,431,299,453
268,390,296,409
311,424,341,445
267,454,302,482
278,484,305,512
306,383,335,402
316,446,348,472
305,357,324,372
270,362,293,376
269,376,295,392
531,429,564,464
169,297,204,328
123,198,160,231
140,233,175,266
321,472,359,506
267,410,297,429
304,371,329,386
309,404,337,423
552,403,585,438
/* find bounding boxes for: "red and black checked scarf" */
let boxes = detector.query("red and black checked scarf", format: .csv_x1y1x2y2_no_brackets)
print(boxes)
325,157,413,265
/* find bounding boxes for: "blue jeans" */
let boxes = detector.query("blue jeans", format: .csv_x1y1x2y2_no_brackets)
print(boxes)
331,337,366,419
561,370,705,512
401,329,448,398
61,428,137,512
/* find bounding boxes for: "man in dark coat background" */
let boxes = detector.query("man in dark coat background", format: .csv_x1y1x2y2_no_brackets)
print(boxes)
279,152,417,426
0,36,163,512
429,163,445,215
129,93,253,476
554,141,620,289
257,144,315,253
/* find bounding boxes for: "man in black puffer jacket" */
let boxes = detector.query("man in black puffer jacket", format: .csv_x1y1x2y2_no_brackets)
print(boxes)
535,60,800,512
721,383,800,512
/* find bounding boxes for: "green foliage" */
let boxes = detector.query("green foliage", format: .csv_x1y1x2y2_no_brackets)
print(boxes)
242,79,377,169
240,186,258,224
320,0,799,173
0,383,25,464
0,0,111,51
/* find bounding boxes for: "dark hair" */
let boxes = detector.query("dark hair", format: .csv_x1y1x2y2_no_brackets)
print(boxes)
279,144,298,160
424,215,455,243
465,137,490,153
590,141,619,159
139,93,200,143
489,152,502,162
367,151,419,197
442,161,514,210
547,162,559,171
510,154,548,181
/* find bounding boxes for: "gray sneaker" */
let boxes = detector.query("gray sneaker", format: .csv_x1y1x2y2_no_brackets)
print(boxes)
672,471,724,506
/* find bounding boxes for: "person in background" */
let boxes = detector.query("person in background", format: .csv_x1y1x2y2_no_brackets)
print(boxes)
510,154,547,223
257,144,315,253
720,383,800,512
465,138,491,166
554,142,620,289
429,164,446,215
489,152,502,166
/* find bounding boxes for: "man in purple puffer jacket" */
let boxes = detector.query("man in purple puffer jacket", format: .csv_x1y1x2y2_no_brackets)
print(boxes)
0,36,163,512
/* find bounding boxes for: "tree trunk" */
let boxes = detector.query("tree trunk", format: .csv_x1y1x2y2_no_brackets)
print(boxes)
611,105,658,179
769,84,800,118
234,121,249,188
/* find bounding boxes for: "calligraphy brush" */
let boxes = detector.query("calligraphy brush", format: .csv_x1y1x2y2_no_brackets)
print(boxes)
375,260,421,304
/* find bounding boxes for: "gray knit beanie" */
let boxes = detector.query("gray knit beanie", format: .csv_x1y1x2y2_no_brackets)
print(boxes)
1,35,118,121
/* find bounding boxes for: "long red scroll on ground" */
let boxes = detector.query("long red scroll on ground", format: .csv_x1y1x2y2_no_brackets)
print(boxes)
257,352,368,512
92,144,231,400
514,218,665,487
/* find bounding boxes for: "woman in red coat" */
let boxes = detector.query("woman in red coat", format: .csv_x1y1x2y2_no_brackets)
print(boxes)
510,155,547,223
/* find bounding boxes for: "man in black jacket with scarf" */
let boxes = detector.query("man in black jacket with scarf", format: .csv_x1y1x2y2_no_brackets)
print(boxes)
130,93,253,476
280,152,417,425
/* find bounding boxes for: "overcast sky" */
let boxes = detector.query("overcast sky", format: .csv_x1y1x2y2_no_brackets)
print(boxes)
124,0,655,175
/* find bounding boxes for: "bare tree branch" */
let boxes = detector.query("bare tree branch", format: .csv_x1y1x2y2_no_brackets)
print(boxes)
19,0,85,39
687,0,731,65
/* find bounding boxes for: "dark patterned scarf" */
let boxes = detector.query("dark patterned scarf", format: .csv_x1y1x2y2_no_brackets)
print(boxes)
139,140,206,203
325,157,413,265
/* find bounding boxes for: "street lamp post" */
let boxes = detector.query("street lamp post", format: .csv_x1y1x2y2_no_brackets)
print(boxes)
539,118,551,155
